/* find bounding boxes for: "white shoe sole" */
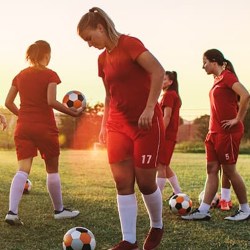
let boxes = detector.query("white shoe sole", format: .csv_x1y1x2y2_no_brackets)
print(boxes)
5,216,24,226
54,211,80,219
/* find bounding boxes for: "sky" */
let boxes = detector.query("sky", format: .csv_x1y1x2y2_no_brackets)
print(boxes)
1,0,250,121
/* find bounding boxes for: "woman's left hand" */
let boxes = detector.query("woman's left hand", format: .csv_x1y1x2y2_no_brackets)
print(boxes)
138,107,154,129
221,118,239,129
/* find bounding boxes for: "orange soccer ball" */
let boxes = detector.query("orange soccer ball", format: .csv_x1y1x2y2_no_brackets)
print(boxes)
63,90,86,111
169,193,192,215
63,227,96,250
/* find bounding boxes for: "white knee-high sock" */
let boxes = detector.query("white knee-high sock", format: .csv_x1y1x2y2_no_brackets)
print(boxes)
167,175,181,194
142,187,163,229
9,171,28,214
156,177,167,193
47,173,63,211
221,188,231,202
117,194,137,244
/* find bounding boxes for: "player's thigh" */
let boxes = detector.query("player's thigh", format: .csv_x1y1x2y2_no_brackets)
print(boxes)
205,133,218,163
216,132,242,164
35,125,60,160
14,124,38,160
134,121,163,169
162,140,176,166
107,130,133,165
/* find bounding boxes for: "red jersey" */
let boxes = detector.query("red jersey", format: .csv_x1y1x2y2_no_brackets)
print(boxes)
209,70,243,133
98,35,162,123
160,90,181,141
12,67,61,125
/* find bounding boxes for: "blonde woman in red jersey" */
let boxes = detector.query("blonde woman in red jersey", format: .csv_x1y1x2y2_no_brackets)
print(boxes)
157,71,182,197
0,113,7,130
5,40,82,226
78,7,165,250
182,49,250,221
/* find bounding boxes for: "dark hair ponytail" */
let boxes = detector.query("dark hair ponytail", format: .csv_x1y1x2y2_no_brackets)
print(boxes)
223,59,237,77
204,49,237,77
165,71,182,105
26,40,51,66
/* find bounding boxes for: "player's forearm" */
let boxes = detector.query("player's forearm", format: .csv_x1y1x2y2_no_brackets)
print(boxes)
237,94,250,122
146,70,164,109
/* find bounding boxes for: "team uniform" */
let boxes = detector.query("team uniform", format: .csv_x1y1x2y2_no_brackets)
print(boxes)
205,69,243,164
12,67,61,160
159,90,181,165
98,35,164,168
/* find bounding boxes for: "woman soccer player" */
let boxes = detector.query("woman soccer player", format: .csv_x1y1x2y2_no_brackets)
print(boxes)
157,71,182,197
182,49,250,221
77,7,165,250
5,40,82,226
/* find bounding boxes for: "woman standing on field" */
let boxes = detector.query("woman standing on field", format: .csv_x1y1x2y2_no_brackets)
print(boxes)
5,40,82,226
182,49,250,221
77,7,165,250
157,71,182,197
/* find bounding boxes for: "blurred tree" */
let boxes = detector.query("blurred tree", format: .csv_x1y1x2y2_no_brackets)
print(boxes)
243,106,250,141
57,102,104,149
193,114,210,142
0,108,16,149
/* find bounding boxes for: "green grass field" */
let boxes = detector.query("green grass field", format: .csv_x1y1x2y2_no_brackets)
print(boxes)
0,150,249,250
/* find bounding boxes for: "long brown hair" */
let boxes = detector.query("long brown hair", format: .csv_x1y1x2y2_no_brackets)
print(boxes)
77,7,121,45
165,71,182,105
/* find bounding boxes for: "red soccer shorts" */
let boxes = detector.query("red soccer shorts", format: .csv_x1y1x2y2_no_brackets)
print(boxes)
205,132,243,165
14,122,60,161
106,118,165,168
159,139,176,166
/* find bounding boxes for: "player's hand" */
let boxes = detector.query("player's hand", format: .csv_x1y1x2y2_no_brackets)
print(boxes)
72,107,84,117
99,127,107,144
138,107,154,129
221,118,238,129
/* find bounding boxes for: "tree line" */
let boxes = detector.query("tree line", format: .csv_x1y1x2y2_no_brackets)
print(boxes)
0,104,249,150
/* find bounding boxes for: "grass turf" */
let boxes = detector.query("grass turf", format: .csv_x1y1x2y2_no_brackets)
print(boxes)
0,150,249,249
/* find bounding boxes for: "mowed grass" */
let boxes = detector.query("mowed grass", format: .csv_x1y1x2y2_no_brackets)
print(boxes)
0,150,250,250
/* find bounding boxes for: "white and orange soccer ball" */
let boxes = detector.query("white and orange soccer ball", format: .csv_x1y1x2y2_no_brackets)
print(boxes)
23,179,32,194
63,90,87,111
198,190,220,208
63,227,96,250
169,193,192,215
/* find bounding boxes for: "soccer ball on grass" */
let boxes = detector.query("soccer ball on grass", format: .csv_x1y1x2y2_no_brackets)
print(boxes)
23,179,32,194
63,227,96,250
169,193,192,215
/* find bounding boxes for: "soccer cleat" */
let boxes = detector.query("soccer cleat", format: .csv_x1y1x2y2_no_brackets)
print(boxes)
54,208,80,219
143,227,164,250
219,199,231,211
181,208,211,220
108,240,139,250
224,210,250,221
5,211,24,226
